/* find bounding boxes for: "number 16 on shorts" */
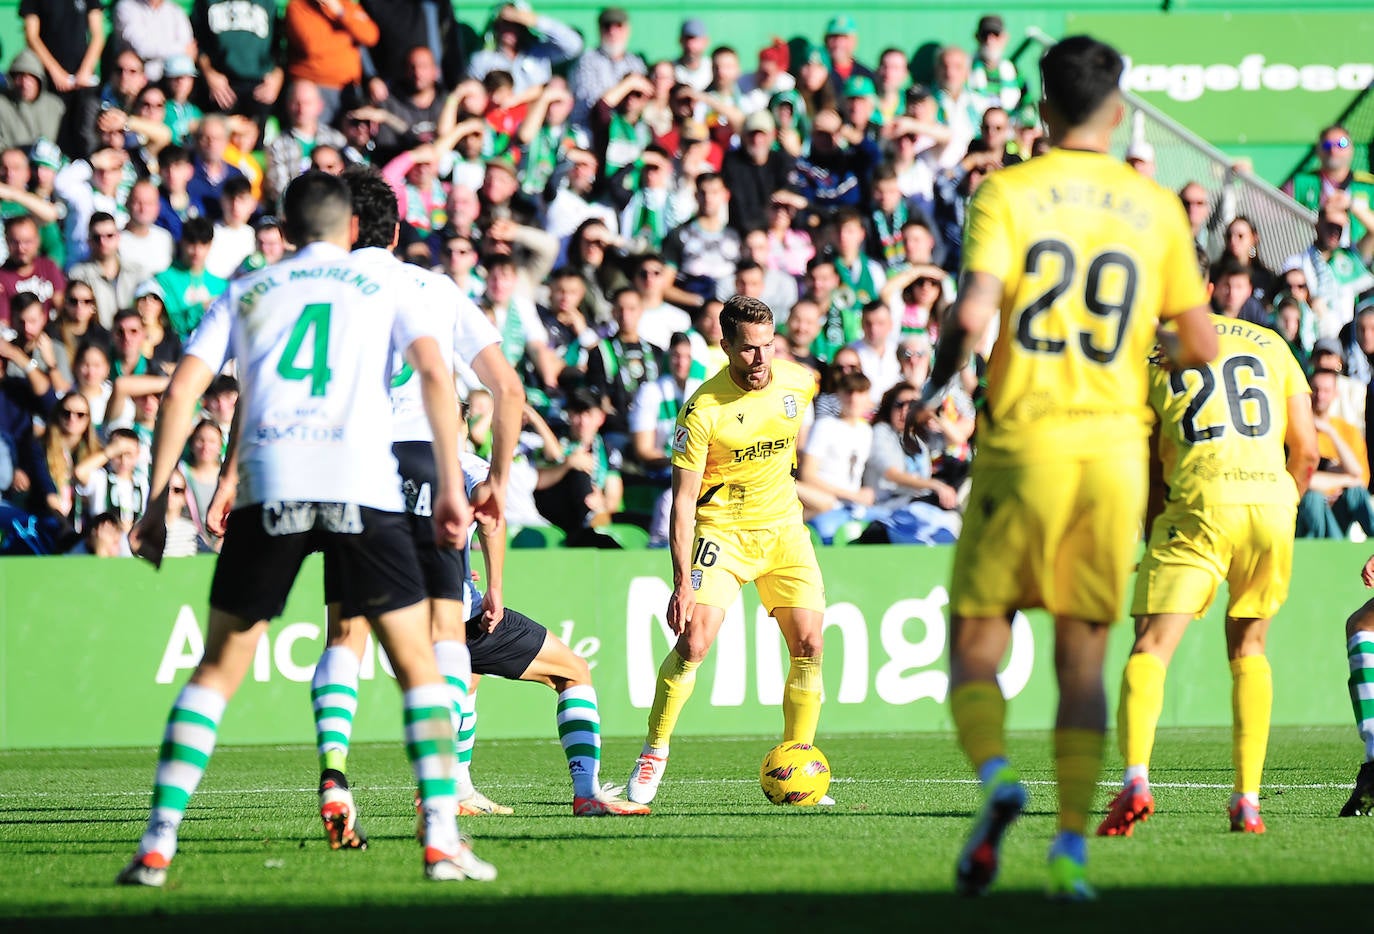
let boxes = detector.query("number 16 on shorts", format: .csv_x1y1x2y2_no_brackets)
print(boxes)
691,536,719,591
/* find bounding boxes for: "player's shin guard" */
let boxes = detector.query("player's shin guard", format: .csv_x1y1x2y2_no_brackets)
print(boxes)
1230,655,1272,798
1349,631,1374,761
312,646,360,774
951,682,1008,773
557,685,602,797
1118,652,1167,777
143,683,227,861
645,650,700,749
1055,728,1105,836
782,654,823,744
404,684,460,855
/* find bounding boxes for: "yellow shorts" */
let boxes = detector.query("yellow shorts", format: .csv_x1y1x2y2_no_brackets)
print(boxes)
690,522,826,614
950,455,1146,622
1131,502,1295,620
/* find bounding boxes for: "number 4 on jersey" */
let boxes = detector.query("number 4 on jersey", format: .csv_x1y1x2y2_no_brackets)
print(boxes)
276,303,333,397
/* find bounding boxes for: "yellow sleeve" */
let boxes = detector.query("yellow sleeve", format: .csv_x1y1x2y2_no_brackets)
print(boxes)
1278,342,1312,402
1157,195,1210,321
670,398,714,473
960,175,1014,280
1146,361,1170,418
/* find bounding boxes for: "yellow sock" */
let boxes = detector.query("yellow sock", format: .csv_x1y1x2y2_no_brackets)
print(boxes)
645,651,701,749
1118,652,1168,770
950,682,1007,772
782,655,823,743
1055,728,1105,835
1230,655,1272,796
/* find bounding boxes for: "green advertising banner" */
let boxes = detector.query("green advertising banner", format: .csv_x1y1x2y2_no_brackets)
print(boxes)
0,542,1361,750
1065,12,1374,145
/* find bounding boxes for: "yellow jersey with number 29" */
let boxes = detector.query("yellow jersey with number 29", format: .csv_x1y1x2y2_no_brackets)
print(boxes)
670,358,816,529
962,148,1209,467
1151,314,1308,508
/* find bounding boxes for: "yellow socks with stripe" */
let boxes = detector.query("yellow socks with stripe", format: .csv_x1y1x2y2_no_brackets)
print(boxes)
311,646,359,774
1118,652,1167,784
645,651,700,750
782,655,823,744
1230,655,1272,799
950,682,1007,774
1055,728,1105,836
141,683,227,862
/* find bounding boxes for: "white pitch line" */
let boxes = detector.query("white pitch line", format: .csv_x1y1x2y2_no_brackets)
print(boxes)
0,777,1352,801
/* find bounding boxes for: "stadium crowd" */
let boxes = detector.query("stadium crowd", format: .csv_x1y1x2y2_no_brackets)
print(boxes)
0,1,1372,555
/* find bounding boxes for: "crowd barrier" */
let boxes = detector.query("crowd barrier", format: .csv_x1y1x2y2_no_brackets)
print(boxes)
0,541,1363,749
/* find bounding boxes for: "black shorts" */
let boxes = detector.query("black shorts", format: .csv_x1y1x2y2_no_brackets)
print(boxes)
394,439,466,601
466,608,548,679
212,502,424,622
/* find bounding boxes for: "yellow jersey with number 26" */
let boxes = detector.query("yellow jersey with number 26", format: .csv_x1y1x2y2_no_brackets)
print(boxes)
670,358,816,529
962,148,1209,467
1151,314,1308,508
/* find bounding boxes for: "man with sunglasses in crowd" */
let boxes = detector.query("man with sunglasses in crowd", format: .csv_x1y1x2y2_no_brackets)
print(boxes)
1286,125,1374,246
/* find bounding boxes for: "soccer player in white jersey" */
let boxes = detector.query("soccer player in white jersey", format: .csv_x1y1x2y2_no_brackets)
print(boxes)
116,171,495,887
441,408,651,816
302,166,525,843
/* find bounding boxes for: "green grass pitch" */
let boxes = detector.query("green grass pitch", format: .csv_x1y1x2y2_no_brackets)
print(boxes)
2,727,1373,933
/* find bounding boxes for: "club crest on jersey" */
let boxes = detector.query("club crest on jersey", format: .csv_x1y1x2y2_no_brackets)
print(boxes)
672,425,689,453
783,394,798,418
690,569,703,590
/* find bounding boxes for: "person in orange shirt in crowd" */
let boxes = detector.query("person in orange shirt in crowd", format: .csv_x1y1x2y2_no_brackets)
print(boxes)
284,0,378,125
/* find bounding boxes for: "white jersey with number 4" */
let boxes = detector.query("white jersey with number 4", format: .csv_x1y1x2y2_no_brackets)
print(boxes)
348,247,502,444
185,241,447,511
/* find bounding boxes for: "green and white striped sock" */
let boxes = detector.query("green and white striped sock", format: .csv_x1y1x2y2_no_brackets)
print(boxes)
406,684,460,855
434,640,475,799
456,690,478,799
557,685,601,798
1349,631,1374,761
311,646,359,774
140,683,227,861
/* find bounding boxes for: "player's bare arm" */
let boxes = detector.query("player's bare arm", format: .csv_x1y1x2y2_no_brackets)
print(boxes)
206,398,246,537
410,335,471,546
1159,305,1219,369
469,343,525,515
470,479,507,632
1284,389,1320,498
667,464,705,634
1142,420,1167,534
905,269,1002,452
129,354,215,560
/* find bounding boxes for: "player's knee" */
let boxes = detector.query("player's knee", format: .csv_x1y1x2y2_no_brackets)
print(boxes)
1347,601,1374,638
567,652,591,684
676,633,713,663
789,633,823,657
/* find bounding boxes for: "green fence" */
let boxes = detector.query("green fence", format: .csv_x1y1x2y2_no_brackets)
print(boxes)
0,541,1363,750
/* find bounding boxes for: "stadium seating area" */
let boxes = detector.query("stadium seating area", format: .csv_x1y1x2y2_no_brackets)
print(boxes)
0,1,1371,556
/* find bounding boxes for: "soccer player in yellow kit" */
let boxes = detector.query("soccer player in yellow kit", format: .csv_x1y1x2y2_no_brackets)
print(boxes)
625,294,827,806
910,36,1218,900
1099,317,1318,837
